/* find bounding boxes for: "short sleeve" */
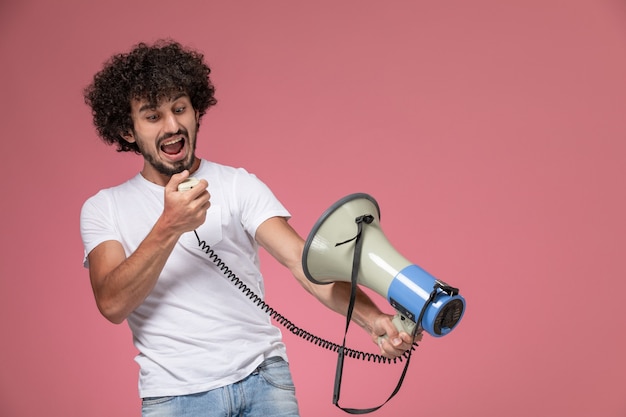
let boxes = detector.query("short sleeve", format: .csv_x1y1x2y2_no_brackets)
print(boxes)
232,169,291,238
79,191,120,268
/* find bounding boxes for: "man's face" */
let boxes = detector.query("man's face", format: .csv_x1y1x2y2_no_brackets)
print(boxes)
124,93,200,183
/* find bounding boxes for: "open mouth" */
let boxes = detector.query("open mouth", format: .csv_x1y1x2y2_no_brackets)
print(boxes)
160,137,185,155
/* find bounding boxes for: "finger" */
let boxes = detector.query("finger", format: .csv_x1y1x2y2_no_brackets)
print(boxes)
195,179,209,193
378,337,403,358
378,337,392,357
201,191,212,210
166,170,190,192
389,332,409,347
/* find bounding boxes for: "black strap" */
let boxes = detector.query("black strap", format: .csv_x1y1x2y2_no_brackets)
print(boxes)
332,214,420,414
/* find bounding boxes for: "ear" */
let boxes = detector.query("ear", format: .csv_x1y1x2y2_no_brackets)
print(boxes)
120,130,136,143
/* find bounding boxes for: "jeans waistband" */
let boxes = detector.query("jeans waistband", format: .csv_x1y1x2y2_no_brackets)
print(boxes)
255,356,284,372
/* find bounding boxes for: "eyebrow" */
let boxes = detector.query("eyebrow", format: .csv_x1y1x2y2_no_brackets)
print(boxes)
137,92,189,113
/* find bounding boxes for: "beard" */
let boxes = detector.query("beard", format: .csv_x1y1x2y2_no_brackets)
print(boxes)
136,128,197,176
147,152,196,177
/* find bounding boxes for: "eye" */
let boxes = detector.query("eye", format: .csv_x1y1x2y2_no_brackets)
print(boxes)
145,113,159,121
174,106,186,114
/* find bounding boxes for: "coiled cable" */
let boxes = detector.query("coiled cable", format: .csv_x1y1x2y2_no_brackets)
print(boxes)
194,230,416,364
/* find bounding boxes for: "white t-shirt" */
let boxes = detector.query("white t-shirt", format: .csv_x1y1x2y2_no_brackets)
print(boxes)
80,159,291,398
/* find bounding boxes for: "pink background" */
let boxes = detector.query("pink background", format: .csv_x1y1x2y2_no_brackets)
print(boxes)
1,1,625,416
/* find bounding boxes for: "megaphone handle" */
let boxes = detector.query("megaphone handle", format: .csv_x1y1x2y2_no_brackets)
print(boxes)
378,314,417,345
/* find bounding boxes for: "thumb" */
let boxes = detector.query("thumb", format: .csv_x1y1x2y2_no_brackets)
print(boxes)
166,170,190,192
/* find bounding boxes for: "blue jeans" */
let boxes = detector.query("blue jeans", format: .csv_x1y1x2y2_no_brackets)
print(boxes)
141,357,300,417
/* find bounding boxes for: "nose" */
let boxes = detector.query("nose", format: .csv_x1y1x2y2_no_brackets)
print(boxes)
163,111,178,133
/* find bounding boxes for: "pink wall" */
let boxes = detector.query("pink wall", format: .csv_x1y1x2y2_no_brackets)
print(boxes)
1,1,625,416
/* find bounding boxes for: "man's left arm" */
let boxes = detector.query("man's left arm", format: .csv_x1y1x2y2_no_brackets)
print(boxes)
255,216,418,358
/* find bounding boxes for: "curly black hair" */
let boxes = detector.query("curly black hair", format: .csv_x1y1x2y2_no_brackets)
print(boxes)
84,39,217,153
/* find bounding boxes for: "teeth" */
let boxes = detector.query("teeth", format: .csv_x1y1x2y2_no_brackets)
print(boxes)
162,137,183,146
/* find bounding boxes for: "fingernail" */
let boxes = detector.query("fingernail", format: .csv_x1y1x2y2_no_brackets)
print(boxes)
393,338,401,345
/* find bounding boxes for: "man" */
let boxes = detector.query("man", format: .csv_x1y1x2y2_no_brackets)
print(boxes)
80,39,416,416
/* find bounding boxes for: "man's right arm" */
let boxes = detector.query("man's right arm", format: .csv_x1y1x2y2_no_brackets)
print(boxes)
87,171,210,324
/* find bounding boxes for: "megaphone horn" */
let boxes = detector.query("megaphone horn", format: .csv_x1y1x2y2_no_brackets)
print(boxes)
302,193,466,337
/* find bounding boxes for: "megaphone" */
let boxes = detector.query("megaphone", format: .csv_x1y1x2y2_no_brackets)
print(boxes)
302,193,465,338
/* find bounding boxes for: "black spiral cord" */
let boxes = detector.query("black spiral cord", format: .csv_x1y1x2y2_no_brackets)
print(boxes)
194,230,417,364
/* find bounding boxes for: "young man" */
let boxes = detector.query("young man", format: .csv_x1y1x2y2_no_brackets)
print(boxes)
80,39,416,416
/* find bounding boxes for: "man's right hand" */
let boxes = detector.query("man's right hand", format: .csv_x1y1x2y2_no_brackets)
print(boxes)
163,170,211,234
